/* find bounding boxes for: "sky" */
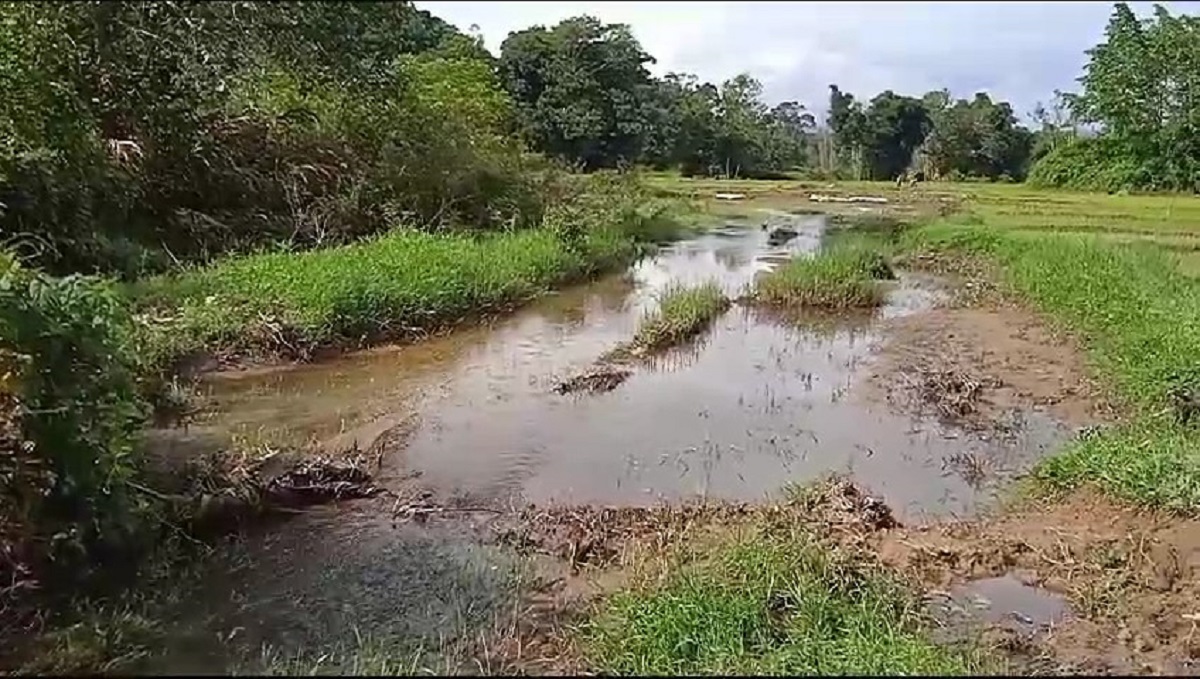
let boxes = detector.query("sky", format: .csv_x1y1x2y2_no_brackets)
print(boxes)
415,1,1200,123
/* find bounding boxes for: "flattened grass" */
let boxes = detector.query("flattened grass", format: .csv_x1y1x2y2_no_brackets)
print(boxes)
584,528,991,675
623,281,730,355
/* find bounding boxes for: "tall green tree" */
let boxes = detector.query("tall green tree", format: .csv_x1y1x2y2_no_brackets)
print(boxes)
922,92,1033,180
498,16,657,169
1032,2,1199,191
861,90,931,180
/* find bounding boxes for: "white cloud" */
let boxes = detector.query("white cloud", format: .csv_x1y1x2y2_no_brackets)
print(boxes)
417,1,1200,121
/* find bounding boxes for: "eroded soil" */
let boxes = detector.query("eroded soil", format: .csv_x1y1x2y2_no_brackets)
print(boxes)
873,490,1200,675
864,302,1114,429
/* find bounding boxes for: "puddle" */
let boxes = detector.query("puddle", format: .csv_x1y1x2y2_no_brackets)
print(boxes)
139,212,1082,671
928,574,1072,644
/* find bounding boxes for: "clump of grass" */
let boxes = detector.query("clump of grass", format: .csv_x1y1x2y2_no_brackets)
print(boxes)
583,531,992,675
904,216,1200,510
751,243,893,310
624,281,730,355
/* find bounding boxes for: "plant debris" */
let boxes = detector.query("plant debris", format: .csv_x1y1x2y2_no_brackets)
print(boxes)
904,367,1002,422
492,478,899,571
554,366,633,395
177,447,383,532
263,457,381,508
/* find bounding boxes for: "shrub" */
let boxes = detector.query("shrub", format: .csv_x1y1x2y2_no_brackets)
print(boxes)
0,253,149,606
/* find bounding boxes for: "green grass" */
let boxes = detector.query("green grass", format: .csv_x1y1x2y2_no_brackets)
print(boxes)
623,281,731,354
901,218,1200,511
584,529,991,675
134,225,643,370
750,240,893,310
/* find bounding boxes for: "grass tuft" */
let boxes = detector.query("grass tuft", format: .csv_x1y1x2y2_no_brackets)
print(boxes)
621,281,730,355
751,241,893,310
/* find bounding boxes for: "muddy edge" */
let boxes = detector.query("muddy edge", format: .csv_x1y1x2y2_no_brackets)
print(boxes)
477,253,1192,675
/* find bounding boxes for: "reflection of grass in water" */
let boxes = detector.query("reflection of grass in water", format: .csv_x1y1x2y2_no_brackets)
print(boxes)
583,521,992,675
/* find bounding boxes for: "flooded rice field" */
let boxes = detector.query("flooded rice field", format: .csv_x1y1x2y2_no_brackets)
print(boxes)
161,213,1072,520
142,212,1090,672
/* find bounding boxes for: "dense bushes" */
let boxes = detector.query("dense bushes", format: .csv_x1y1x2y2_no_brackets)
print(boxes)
0,254,150,618
1026,137,1145,193
0,2,545,278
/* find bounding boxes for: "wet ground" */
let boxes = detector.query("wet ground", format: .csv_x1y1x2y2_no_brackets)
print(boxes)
142,211,1091,673
161,214,1072,520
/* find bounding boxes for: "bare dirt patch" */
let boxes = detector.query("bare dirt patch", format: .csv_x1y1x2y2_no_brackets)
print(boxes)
864,302,1113,429
870,489,1200,675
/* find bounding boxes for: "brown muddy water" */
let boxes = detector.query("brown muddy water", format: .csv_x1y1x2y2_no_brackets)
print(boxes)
141,213,1079,673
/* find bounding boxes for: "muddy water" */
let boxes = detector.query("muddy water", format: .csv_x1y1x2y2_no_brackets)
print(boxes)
171,213,1071,520
927,575,1073,647
142,213,1083,672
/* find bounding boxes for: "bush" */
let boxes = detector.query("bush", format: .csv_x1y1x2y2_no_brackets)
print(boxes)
0,253,149,608
1026,137,1143,193
0,3,546,279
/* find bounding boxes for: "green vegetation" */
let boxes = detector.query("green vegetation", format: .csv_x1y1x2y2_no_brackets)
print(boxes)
900,191,1200,511
2,0,1197,672
585,524,990,675
751,240,893,310
0,2,541,278
1028,4,1198,192
620,281,730,355
0,255,150,601
135,177,683,371
499,17,812,177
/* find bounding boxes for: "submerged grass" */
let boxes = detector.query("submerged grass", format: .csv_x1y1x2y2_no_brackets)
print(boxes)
623,281,731,355
751,239,893,310
902,217,1200,511
584,526,991,675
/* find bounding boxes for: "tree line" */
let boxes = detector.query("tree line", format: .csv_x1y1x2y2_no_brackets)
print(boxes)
497,3,1196,191
0,2,1195,282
